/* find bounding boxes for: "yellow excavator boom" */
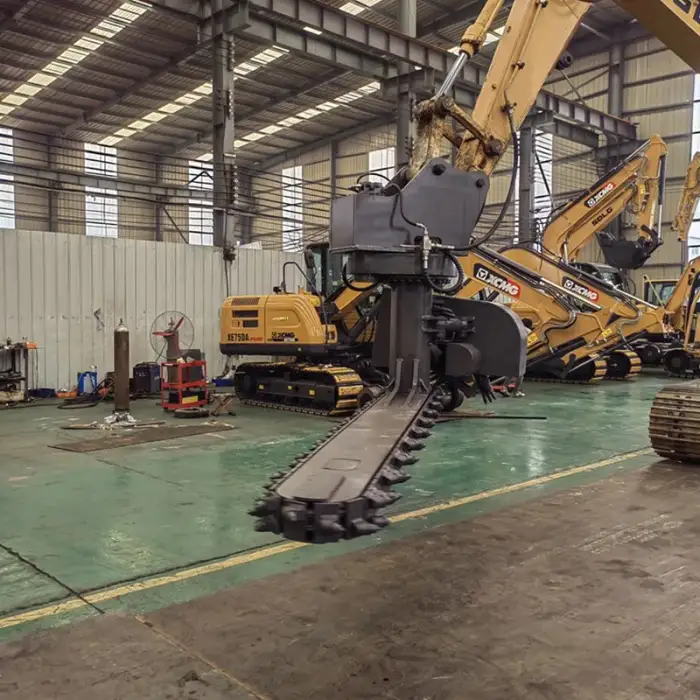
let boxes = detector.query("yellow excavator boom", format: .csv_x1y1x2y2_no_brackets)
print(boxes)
672,152,700,241
541,135,668,264
614,0,700,73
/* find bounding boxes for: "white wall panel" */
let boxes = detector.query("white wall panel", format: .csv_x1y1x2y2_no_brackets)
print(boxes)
0,230,303,390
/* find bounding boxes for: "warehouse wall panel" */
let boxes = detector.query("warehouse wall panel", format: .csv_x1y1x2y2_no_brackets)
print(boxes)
0,230,303,390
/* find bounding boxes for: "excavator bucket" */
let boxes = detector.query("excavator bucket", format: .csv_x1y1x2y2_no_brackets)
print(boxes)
596,228,662,270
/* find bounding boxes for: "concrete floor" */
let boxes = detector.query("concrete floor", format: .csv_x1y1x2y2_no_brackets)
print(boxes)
0,374,690,698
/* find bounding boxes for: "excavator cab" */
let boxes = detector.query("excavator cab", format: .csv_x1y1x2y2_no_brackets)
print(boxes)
595,225,662,270
644,277,677,306
304,242,348,298
570,262,626,290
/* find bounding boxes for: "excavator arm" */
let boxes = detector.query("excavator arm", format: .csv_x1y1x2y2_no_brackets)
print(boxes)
409,0,591,179
541,136,668,269
613,0,700,73
672,152,700,242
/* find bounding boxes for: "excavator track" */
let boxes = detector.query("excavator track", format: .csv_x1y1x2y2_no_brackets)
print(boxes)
233,362,363,417
604,349,642,381
527,354,608,385
249,377,441,543
650,381,700,462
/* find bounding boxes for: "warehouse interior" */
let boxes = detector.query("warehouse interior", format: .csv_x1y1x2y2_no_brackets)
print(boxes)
1,0,700,698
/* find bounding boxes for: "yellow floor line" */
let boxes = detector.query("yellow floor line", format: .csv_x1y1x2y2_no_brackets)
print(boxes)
0,447,653,631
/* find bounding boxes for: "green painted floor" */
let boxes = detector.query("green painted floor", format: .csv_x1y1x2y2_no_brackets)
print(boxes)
0,374,673,639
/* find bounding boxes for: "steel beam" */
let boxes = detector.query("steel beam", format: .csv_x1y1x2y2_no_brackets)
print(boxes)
384,71,615,145
169,69,349,155
148,0,636,143
61,44,206,137
256,114,393,169
0,161,213,202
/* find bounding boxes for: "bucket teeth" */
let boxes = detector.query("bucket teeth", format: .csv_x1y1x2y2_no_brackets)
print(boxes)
416,417,436,429
409,426,432,439
391,450,419,467
423,409,439,419
380,465,410,485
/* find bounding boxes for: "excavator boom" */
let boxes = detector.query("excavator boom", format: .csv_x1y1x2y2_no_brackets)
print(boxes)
672,152,700,241
615,0,700,73
541,136,668,269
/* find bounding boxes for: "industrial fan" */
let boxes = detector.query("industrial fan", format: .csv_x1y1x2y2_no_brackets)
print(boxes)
149,311,207,411
149,311,195,362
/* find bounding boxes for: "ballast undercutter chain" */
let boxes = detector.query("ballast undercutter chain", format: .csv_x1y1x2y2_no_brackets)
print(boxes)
248,388,444,543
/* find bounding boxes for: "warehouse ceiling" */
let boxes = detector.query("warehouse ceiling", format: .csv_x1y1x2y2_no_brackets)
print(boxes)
0,0,643,167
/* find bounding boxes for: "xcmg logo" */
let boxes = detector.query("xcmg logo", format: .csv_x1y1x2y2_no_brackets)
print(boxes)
563,276,599,303
474,264,521,298
673,0,700,23
585,182,616,209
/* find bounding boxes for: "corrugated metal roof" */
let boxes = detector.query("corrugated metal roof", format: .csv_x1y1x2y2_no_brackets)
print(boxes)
0,0,639,164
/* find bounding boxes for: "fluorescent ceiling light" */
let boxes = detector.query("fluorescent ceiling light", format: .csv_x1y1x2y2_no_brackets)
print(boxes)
303,26,322,35
0,1,149,119
339,0,380,15
100,46,289,147
212,81,380,156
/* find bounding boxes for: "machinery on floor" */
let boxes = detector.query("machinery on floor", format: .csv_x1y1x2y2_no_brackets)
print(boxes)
543,135,667,271
248,0,700,543
245,0,591,543
459,149,700,381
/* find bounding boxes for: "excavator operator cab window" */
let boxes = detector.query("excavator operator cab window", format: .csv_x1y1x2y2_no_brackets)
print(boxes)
304,242,348,298
304,242,350,298
644,280,676,306
571,262,624,290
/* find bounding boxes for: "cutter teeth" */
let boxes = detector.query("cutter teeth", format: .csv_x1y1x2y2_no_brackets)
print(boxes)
366,487,401,508
416,417,436,429
281,503,308,523
351,519,381,535
400,437,425,452
370,514,390,528
380,465,410,485
409,426,432,439
391,450,419,467
248,495,280,517
318,516,345,535
254,515,280,533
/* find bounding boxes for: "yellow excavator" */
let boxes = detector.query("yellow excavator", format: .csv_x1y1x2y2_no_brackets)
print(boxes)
222,137,670,417
543,135,667,271
460,146,700,380
241,0,700,542
643,151,700,307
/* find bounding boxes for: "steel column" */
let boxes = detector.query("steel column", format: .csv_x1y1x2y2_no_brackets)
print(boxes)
607,43,625,242
330,139,338,200
155,157,164,242
396,0,416,170
211,1,237,248
518,126,534,244
47,138,58,232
